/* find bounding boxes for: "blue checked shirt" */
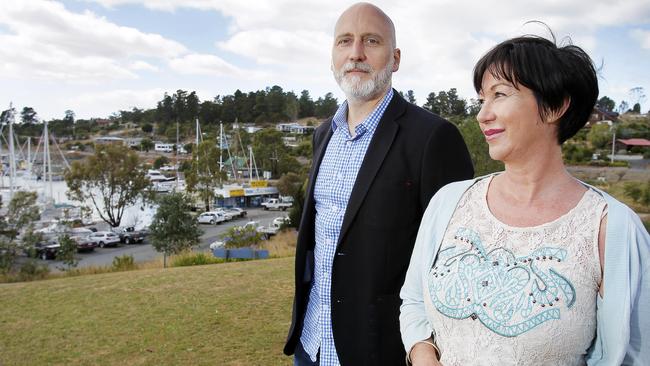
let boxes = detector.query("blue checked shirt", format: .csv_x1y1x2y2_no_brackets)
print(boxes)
300,89,394,365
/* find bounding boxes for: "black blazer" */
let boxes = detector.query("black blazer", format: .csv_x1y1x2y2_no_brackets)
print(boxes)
284,90,474,365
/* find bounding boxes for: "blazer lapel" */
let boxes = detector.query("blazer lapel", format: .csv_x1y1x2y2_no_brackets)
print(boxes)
304,121,334,215
337,91,407,246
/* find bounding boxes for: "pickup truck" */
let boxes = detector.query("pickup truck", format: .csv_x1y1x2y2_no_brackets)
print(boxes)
112,226,148,244
260,198,292,211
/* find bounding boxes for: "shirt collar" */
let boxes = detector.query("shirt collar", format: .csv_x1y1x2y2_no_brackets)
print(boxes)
330,89,394,139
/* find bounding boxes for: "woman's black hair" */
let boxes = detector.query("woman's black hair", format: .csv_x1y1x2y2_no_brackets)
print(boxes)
473,30,598,144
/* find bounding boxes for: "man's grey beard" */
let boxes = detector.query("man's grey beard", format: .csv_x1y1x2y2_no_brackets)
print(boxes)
333,59,393,101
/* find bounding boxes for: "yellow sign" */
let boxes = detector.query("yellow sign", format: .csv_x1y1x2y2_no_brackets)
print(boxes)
250,180,268,188
229,189,245,197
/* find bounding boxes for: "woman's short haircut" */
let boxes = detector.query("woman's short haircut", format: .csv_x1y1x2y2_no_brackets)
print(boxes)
473,34,598,144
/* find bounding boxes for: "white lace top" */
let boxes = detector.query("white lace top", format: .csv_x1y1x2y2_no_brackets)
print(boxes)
424,177,607,366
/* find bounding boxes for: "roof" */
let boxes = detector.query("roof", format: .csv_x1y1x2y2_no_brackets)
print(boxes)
617,138,650,147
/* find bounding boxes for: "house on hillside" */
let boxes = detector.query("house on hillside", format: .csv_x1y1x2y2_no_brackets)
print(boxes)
94,136,125,145
587,107,619,127
614,138,650,153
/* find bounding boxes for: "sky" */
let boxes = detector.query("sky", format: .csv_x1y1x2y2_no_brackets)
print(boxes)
0,0,649,121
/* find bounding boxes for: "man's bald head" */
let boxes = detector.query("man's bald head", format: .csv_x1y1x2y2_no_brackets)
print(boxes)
334,2,396,49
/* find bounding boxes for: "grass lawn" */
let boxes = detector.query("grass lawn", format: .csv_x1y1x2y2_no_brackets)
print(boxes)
0,257,295,366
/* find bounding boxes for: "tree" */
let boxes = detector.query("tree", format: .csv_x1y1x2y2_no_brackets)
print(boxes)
252,128,288,177
140,138,154,152
142,123,153,133
423,89,467,117
405,90,416,104
277,172,307,228
149,192,201,267
63,110,75,124
597,96,616,112
315,93,339,118
298,90,315,118
617,101,629,114
0,192,41,274
587,123,613,149
20,107,37,124
185,141,226,211
56,234,78,270
632,103,641,114
423,92,440,114
456,117,503,176
65,144,151,228
153,156,170,169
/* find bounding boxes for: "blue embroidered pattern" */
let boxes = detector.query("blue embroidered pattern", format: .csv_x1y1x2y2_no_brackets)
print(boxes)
429,227,577,337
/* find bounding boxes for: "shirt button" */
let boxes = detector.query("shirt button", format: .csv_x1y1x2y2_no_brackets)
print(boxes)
337,173,343,180
331,205,338,212
346,141,351,146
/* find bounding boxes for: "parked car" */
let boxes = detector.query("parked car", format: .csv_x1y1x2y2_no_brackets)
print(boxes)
211,208,235,221
33,241,61,260
272,216,291,227
197,212,226,225
112,226,148,244
225,207,247,218
71,235,98,252
209,240,225,250
243,220,281,238
89,231,121,248
260,198,292,211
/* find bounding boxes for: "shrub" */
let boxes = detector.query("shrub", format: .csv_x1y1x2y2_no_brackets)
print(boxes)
112,255,136,271
153,156,170,169
17,260,50,281
220,225,264,249
171,252,225,267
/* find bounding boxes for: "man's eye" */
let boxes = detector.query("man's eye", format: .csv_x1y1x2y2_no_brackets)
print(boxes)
337,38,350,45
365,38,379,44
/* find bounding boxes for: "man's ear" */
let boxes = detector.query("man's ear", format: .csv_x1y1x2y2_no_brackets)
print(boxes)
392,48,401,72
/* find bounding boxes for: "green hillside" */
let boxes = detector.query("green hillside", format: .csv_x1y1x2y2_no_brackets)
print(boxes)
0,257,295,366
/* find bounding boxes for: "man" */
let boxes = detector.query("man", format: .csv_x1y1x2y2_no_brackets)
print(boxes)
284,3,474,365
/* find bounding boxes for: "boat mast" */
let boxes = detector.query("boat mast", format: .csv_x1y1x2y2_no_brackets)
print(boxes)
43,119,53,200
219,122,224,172
8,103,16,200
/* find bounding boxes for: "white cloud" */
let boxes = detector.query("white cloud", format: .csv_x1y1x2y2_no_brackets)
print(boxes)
69,88,168,116
129,61,159,72
218,29,331,66
169,54,246,77
0,0,186,81
630,28,650,49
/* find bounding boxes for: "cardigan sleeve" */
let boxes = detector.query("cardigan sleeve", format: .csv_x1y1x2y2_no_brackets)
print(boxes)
399,194,439,352
399,180,474,352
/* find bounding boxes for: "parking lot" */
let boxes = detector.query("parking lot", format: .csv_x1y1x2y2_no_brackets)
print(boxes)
38,208,286,271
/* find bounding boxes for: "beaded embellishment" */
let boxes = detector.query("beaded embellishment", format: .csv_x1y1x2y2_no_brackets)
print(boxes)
429,227,576,337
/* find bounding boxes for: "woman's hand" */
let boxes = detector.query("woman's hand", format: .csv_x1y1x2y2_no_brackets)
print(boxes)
409,338,443,366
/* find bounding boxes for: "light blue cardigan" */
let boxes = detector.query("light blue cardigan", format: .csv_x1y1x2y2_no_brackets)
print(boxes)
400,176,650,365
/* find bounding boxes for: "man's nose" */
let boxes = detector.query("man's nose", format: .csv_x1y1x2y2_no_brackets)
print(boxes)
349,39,366,62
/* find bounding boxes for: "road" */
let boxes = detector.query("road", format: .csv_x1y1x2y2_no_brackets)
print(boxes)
43,208,286,271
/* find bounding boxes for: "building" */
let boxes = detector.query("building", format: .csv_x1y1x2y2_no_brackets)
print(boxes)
94,136,125,145
154,143,174,153
615,138,650,153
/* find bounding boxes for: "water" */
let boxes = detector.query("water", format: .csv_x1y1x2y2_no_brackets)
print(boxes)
0,175,157,229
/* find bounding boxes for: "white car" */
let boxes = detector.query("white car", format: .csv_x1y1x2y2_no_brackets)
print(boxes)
225,207,247,218
209,240,225,250
272,216,291,227
197,212,226,225
89,231,121,248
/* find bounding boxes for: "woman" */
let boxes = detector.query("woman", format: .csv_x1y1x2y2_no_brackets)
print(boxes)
400,35,649,365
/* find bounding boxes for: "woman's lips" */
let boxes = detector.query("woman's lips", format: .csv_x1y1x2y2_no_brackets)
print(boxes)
483,128,505,141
